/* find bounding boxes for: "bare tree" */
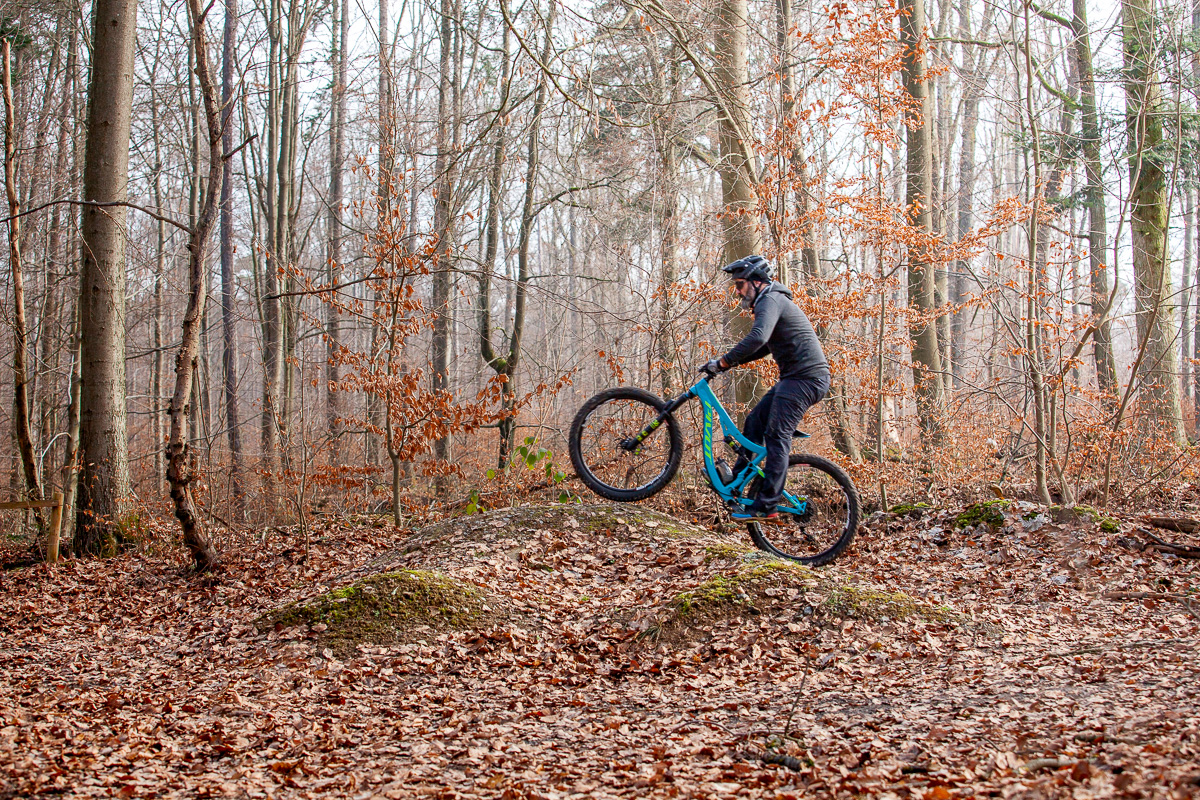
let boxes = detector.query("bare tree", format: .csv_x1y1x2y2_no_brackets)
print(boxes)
220,0,245,514
3,36,45,532
1123,0,1187,446
325,0,348,458
431,0,461,488
75,0,137,554
714,0,764,410
899,0,946,444
166,0,224,572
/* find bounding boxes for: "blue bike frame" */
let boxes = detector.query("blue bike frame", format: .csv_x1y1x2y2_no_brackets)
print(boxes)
691,378,764,505
633,375,807,515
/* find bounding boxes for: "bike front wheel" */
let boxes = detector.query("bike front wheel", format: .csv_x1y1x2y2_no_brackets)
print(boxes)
569,387,683,502
745,453,859,566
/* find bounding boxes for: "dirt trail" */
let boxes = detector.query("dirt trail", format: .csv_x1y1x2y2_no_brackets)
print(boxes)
1,502,1197,798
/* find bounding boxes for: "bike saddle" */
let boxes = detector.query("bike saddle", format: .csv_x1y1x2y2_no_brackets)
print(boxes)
792,430,810,439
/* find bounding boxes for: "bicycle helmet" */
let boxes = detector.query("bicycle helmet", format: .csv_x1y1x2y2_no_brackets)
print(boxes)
721,254,772,284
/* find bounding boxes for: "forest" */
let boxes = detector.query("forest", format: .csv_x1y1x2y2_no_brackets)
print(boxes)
1,0,1199,795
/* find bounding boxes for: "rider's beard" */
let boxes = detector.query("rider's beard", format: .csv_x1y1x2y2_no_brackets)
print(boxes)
739,286,757,310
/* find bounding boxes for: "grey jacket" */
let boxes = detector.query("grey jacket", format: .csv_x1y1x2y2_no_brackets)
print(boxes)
721,282,829,382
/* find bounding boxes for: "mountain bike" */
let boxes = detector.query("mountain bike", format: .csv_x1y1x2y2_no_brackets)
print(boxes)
568,369,859,566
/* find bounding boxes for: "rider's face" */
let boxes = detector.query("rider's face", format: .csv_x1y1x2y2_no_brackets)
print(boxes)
733,279,756,302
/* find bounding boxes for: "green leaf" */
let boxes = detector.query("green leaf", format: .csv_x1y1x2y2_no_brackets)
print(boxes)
485,469,495,480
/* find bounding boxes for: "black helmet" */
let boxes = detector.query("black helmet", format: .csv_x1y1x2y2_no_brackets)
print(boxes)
721,254,772,283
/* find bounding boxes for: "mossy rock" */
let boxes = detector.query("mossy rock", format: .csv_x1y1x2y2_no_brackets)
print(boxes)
954,500,1009,529
1099,517,1120,534
668,560,816,621
821,586,958,623
260,570,492,654
889,502,932,517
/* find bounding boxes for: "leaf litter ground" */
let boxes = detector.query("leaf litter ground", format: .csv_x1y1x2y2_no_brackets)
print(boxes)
2,501,1198,798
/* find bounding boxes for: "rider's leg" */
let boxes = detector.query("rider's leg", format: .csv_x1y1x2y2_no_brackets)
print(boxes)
749,376,829,512
731,385,777,476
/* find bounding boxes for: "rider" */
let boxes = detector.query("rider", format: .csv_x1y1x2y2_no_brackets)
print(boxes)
701,255,830,521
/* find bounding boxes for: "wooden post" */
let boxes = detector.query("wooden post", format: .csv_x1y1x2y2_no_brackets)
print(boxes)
47,491,64,563
0,496,64,563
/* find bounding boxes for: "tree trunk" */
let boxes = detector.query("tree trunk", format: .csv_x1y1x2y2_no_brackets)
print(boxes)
75,0,137,555
41,30,76,477
1183,187,1192,411
3,40,45,532
649,43,681,397
325,0,347,460
220,0,245,515
1070,0,1118,399
1194,197,1200,439
1123,0,1187,447
167,0,223,573
150,85,167,491
260,0,283,486
714,0,764,411
368,0,392,472
951,0,992,380
480,18,512,469
899,0,946,444
61,314,83,545
431,0,458,488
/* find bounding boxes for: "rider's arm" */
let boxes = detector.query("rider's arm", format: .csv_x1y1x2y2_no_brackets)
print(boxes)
719,294,780,368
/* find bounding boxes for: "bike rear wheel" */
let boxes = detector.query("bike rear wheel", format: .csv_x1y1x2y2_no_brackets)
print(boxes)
569,387,683,502
745,453,859,566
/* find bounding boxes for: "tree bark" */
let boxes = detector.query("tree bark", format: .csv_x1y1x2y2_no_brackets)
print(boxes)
1183,186,1192,411
167,0,223,573
1123,0,1187,447
368,0,392,472
1070,0,1118,399
714,0,764,410
325,0,347,460
41,30,77,476
648,41,682,397
951,0,992,380
150,78,167,491
260,0,284,486
431,0,459,488
75,0,137,555
899,0,946,444
3,40,45,533
220,0,245,514
480,17,513,469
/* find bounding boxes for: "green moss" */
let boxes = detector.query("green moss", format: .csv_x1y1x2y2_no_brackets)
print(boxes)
954,500,1009,529
260,570,488,653
704,542,754,561
1099,517,1120,533
822,586,957,623
889,502,931,516
670,561,811,618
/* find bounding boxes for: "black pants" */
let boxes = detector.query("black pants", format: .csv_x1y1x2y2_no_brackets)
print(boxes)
735,375,829,510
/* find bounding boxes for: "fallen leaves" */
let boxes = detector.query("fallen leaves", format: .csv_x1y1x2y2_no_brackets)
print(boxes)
1,499,1198,798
